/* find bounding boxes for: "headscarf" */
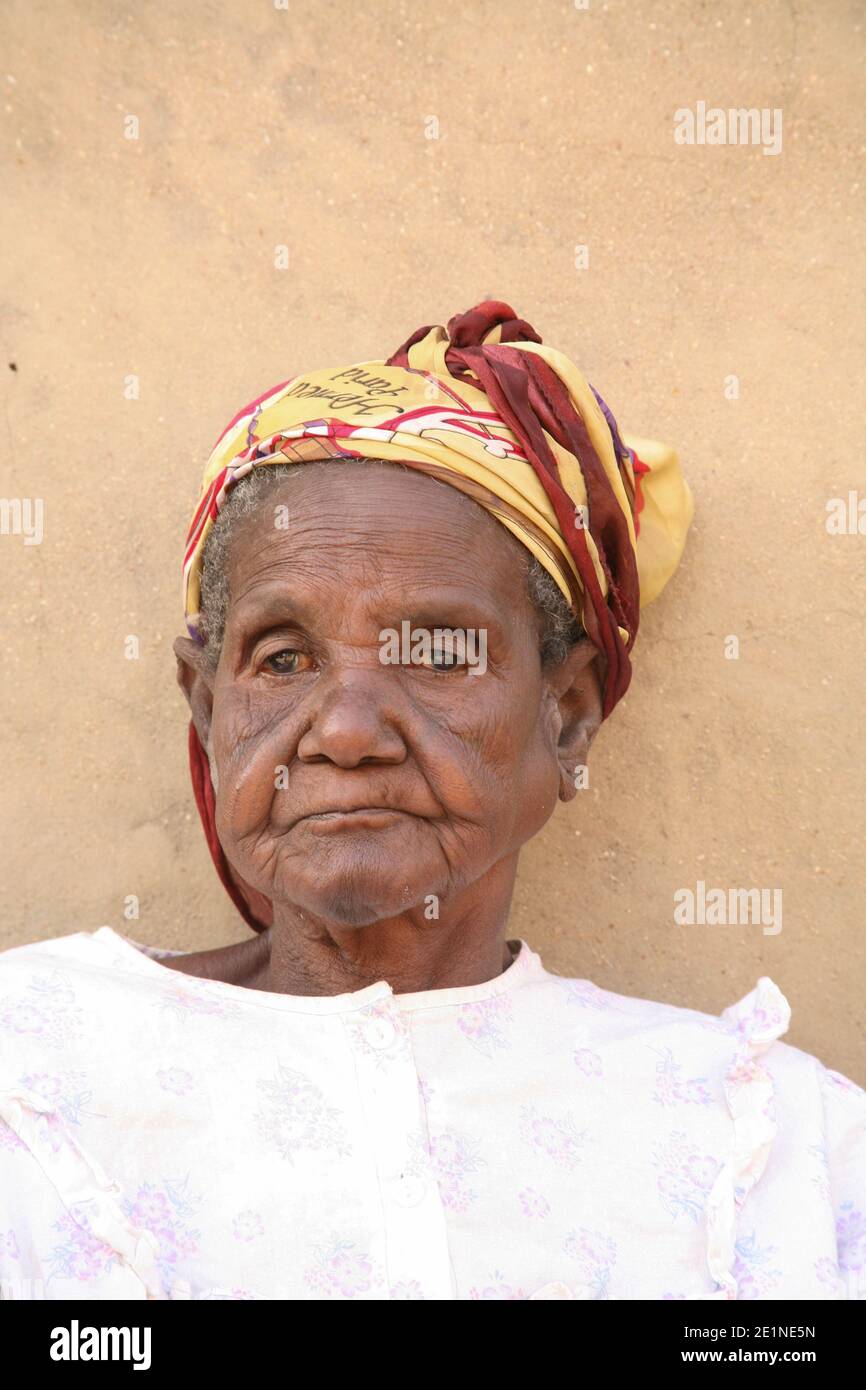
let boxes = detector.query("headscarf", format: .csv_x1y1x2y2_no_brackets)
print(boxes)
183,300,693,931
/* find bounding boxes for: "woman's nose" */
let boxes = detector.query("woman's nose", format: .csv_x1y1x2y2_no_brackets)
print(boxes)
296,670,407,768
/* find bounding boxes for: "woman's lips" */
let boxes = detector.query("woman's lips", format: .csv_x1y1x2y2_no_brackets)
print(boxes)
298,807,408,833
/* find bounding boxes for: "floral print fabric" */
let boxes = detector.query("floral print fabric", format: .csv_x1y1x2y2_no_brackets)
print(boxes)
0,927,863,1301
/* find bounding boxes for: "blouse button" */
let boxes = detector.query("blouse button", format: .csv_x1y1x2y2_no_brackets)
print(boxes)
363,1016,396,1050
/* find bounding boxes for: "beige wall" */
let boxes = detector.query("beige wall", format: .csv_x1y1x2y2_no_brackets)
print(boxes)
1,0,863,1082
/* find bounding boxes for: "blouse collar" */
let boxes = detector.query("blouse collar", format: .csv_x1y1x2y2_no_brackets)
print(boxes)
90,926,544,1016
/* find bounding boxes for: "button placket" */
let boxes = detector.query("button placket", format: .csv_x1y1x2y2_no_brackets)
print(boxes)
393,1173,427,1208
345,998,454,1300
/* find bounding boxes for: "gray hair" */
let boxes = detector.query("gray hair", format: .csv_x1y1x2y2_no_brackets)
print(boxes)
198,460,584,667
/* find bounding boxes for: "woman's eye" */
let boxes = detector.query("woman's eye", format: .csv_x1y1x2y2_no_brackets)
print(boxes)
263,649,312,675
427,645,465,673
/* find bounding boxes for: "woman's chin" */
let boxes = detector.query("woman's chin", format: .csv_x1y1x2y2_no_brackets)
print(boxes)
269,853,446,929
279,885,432,929
225,813,458,927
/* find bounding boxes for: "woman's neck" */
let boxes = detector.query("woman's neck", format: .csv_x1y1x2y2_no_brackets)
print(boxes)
162,858,520,997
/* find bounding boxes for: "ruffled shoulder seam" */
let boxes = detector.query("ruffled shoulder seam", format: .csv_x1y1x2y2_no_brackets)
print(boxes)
0,1086,169,1300
704,976,791,1299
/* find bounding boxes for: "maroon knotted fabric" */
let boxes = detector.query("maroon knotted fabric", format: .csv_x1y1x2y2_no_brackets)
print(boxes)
387,301,640,713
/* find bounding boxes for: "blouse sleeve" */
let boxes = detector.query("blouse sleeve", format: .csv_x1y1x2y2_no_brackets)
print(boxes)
0,1097,165,1301
818,1063,866,1300
0,1119,135,1300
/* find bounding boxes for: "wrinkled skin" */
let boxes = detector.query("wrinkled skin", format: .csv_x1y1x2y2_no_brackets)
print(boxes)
173,462,603,996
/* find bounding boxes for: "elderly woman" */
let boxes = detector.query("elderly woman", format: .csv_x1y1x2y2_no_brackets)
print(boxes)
0,302,863,1302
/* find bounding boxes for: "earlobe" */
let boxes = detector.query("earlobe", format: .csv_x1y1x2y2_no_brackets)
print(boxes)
173,634,216,753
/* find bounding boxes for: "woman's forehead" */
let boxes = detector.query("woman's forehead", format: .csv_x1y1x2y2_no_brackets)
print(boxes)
224,463,528,601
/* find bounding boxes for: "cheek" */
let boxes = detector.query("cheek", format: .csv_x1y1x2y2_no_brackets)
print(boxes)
514,716,563,835
488,677,560,824
418,679,540,806
457,683,560,846
210,687,293,844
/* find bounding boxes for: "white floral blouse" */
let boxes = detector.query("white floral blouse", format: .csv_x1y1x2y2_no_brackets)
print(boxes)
0,927,863,1301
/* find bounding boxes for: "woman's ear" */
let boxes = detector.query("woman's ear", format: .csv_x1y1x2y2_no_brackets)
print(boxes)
173,635,216,753
546,641,604,803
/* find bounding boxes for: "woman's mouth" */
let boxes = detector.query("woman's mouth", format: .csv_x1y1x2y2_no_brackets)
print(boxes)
299,807,407,833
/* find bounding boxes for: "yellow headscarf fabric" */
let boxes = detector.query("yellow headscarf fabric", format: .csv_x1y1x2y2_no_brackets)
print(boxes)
184,301,692,716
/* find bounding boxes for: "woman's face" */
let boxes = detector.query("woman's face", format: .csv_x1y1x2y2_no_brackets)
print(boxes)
182,463,601,927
